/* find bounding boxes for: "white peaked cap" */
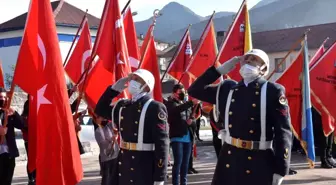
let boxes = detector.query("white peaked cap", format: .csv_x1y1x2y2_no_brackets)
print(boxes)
132,69,155,92
244,49,270,76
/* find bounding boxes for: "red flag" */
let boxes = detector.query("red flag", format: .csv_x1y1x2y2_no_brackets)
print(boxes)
92,0,130,74
140,24,154,57
308,44,335,136
218,0,252,81
123,6,140,71
81,60,113,109
12,0,83,184
64,18,92,84
0,61,4,88
83,0,132,108
168,28,192,84
139,37,163,102
276,50,304,138
310,42,336,133
185,17,218,80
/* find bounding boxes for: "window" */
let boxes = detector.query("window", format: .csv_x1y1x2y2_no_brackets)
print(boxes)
274,58,286,73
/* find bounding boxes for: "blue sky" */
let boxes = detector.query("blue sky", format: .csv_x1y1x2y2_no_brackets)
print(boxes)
0,0,262,23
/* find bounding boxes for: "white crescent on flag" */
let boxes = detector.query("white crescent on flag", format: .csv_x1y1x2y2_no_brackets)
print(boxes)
37,34,51,113
81,49,92,74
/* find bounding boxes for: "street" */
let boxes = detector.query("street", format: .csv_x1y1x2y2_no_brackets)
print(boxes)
12,145,336,185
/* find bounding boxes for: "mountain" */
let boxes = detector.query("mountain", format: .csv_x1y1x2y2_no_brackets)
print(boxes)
134,2,205,39
251,0,280,9
160,0,336,43
207,11,235,19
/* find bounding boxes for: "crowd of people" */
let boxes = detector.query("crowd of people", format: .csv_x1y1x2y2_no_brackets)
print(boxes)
0,49,335,185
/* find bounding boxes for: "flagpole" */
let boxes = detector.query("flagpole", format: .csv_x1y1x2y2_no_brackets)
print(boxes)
160,25,191,83
63,9,88,67
178,11,216,84
138,9,161,68
266,29,311,80
72,0,135,115
121,0,131,14
212,0,245,66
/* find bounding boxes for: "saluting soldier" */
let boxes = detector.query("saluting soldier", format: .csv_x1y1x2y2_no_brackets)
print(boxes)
188,49,293,185
95,69,169,185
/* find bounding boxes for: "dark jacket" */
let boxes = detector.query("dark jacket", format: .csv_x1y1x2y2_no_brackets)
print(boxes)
95,87,169,184
1,110,25,158
188,66,292,185
165,97,194,139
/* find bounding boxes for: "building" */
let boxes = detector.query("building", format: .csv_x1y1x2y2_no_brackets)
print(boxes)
0,0,171,87
162,22,336,82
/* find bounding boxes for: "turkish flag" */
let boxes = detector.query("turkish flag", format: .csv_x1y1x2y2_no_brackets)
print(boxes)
123,6,140,71
64,18,92,84
0,61,4,88
168,29,192,84
139,37,163,102
186,19,218,80
83,0,131,108
12,0,83,184
276,51,304,138
310,41,336,133
218,1,252,81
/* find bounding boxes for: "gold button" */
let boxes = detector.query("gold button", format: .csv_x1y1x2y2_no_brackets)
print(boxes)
134,133,137,136
138,109,141,112
132,156,135,159
250,117,254,121
131,168,134,171
246,170,251,174
119,162,122,165
248,156,252,160
235,89,238,91
231,99,235,102
229,111,233,115
130,180,133,183
120,116,124,120
229,124,232,128
135,121,138,124
119,173,121,176
249,130,254,134
121,150,124,154
255,91,259,95
228,150,231,155
226,164,230,168
120,128,123,131
252,103,256,107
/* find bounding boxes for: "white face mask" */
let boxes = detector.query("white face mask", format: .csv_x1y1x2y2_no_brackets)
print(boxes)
128,80,143,96
239,64,261,79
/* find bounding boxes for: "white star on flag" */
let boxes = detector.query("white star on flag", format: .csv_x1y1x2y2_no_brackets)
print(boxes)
37,84,51,113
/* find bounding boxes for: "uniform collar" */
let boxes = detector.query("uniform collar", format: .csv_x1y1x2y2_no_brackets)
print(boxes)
231,77,267,89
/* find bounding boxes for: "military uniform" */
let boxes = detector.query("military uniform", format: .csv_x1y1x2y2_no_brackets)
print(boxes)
95,86,169,185
188,66,292,185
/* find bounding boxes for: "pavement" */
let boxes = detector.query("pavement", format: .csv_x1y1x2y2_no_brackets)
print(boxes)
12,144,336,185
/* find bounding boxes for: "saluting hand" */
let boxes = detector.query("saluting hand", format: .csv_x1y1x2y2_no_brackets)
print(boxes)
216,56,242,75
111,76,130,92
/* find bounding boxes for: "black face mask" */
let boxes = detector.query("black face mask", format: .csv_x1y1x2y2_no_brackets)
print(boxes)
101,120,108,127
0,100,5,108
178,93,185,101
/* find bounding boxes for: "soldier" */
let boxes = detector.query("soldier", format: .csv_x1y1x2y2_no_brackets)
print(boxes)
188,49,292,185
95,69,169,185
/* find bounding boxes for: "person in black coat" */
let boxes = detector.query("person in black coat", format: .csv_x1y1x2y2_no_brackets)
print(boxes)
0,88,25,185
95,69,169,185
188,49,292,185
